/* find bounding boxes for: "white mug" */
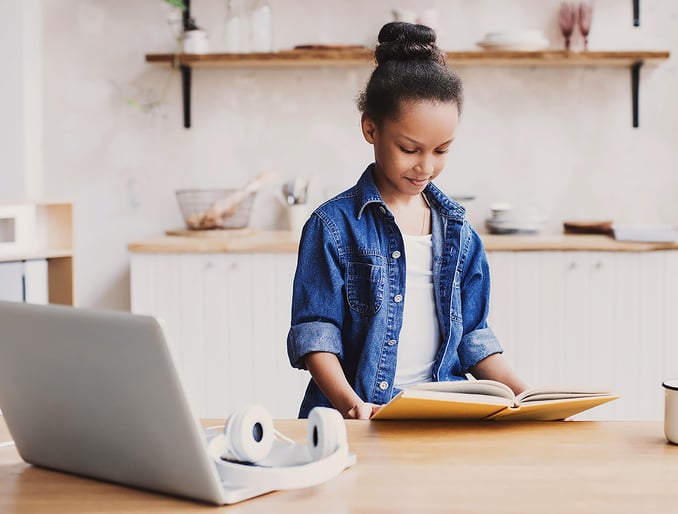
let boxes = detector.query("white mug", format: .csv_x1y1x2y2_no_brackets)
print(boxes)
662,379,678,444
287,204,310,238
183,29,210,54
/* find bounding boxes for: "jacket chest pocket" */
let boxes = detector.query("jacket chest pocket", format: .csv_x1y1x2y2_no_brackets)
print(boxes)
346,261,385,316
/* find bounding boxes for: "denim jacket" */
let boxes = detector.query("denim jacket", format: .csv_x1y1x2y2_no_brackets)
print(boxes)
287,164,502,418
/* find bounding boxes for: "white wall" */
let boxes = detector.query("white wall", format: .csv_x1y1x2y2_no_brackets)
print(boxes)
0,0,42,199
33,0,678,309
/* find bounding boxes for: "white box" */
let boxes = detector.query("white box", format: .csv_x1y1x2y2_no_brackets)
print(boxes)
612,224,678,243
0,204,38,255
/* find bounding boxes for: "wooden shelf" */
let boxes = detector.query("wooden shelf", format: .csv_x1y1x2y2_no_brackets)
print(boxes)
151,0,663,128
145,49,670,68
144,48,670,129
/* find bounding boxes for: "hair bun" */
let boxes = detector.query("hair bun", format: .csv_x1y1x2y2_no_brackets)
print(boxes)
375,22,445,66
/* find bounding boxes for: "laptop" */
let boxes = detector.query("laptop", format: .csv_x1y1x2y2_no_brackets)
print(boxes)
0,300,279,504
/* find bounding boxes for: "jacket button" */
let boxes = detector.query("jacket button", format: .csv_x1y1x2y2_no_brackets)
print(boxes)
392,250,401,259
379,381,389,390
387,339,397,346
394,294,403,303
379,206,386,214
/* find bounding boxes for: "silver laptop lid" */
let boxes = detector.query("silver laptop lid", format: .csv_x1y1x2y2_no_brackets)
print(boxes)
0,301,226,505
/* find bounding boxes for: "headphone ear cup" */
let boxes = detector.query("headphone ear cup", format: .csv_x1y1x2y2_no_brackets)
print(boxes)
224,405,274,463
306,407,347,460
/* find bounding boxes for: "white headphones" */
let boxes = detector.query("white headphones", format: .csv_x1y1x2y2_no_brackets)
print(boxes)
207,405,356,495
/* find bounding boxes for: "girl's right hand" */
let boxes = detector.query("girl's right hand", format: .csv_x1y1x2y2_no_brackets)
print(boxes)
345,402,382,420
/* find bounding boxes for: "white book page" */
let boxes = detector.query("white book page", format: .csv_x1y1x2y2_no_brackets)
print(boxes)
516,388,613,403
408,380,515,400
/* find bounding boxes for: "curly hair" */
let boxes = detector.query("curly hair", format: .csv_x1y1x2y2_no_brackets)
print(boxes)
357,22,463,125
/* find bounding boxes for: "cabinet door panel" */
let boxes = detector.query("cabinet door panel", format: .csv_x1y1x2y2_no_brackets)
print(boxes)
664,252,678,381
635,251,665,420
562,253,594,391
487,251,516,362
583,252,617,420
611,252,644,420
24,259,48,304
202,256,234,418
537,253,567,388
153,255,184,371
0,261,24,302
130,252,306,419
178,254,208,417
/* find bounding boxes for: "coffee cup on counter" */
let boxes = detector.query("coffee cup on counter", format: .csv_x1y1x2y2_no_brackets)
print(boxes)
287,204,310,238
662,379,678,444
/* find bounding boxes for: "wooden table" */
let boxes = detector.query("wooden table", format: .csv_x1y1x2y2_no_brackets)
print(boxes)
2,417,677,513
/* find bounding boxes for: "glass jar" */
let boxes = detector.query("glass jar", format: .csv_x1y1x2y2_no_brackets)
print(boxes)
250,0,272,53
224,0,244,53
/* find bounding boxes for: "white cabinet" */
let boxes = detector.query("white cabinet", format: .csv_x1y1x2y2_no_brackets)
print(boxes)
487,251,678,420
0,259,48,303
0,202,73,305
130,252,309,419
130,247,678,421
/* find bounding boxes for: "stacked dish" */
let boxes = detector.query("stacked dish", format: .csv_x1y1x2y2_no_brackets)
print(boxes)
476,30,549,51
485,203,546,235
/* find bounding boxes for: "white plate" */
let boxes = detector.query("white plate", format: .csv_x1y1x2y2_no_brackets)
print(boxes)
483,30,545,42
477,40,549,51
485,218,542,235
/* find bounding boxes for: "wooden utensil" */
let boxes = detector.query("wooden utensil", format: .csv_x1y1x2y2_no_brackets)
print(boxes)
186,171,277,230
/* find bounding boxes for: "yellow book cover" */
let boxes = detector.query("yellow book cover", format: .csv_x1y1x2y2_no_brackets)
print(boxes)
371,380,619,421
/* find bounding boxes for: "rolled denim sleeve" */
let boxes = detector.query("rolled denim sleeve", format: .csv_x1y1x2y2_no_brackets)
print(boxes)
287,321,343,369
287,213,346,370
458,327,503,371
457,226,503,371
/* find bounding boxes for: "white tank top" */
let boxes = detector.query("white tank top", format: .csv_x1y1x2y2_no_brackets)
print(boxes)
394,232,440,389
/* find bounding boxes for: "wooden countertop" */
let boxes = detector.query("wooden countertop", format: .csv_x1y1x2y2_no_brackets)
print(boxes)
127,231,678,254
2,417,678,513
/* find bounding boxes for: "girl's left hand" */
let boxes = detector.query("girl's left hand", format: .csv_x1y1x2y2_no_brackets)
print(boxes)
345,402,381,420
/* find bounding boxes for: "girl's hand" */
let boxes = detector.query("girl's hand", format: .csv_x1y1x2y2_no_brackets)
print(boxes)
345,402,381,420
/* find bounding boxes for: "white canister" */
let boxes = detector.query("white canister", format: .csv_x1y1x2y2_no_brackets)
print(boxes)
224,0,244,53
287,204,310,238
250,0,272,52
662,379,678,444
183,29,210,54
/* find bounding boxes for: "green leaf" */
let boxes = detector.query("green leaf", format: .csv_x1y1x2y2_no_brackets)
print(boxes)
164,0,186,11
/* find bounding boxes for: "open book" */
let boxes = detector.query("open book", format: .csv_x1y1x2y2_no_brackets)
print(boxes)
371,380,619,421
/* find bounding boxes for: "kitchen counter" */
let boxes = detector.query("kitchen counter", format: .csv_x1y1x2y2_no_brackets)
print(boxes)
127,231,678,254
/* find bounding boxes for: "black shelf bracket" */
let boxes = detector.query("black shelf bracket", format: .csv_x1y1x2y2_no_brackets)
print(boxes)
181,65,192,128
631,61,642,128
633,0,640,26
181,0,192,129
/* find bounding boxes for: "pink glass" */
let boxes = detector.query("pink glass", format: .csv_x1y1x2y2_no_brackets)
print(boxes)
558,2,576,51
578,2,593,50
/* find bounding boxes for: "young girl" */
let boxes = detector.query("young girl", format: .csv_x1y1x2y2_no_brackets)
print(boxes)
287,22,527,419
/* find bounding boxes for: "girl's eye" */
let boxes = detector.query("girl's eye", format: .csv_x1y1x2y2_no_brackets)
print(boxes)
399,147,416,154
436,149,450,154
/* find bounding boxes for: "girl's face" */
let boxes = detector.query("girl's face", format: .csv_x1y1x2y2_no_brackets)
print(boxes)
361,100,459,202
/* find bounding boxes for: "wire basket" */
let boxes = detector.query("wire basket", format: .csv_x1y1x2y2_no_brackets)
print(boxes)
175,189,257,230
